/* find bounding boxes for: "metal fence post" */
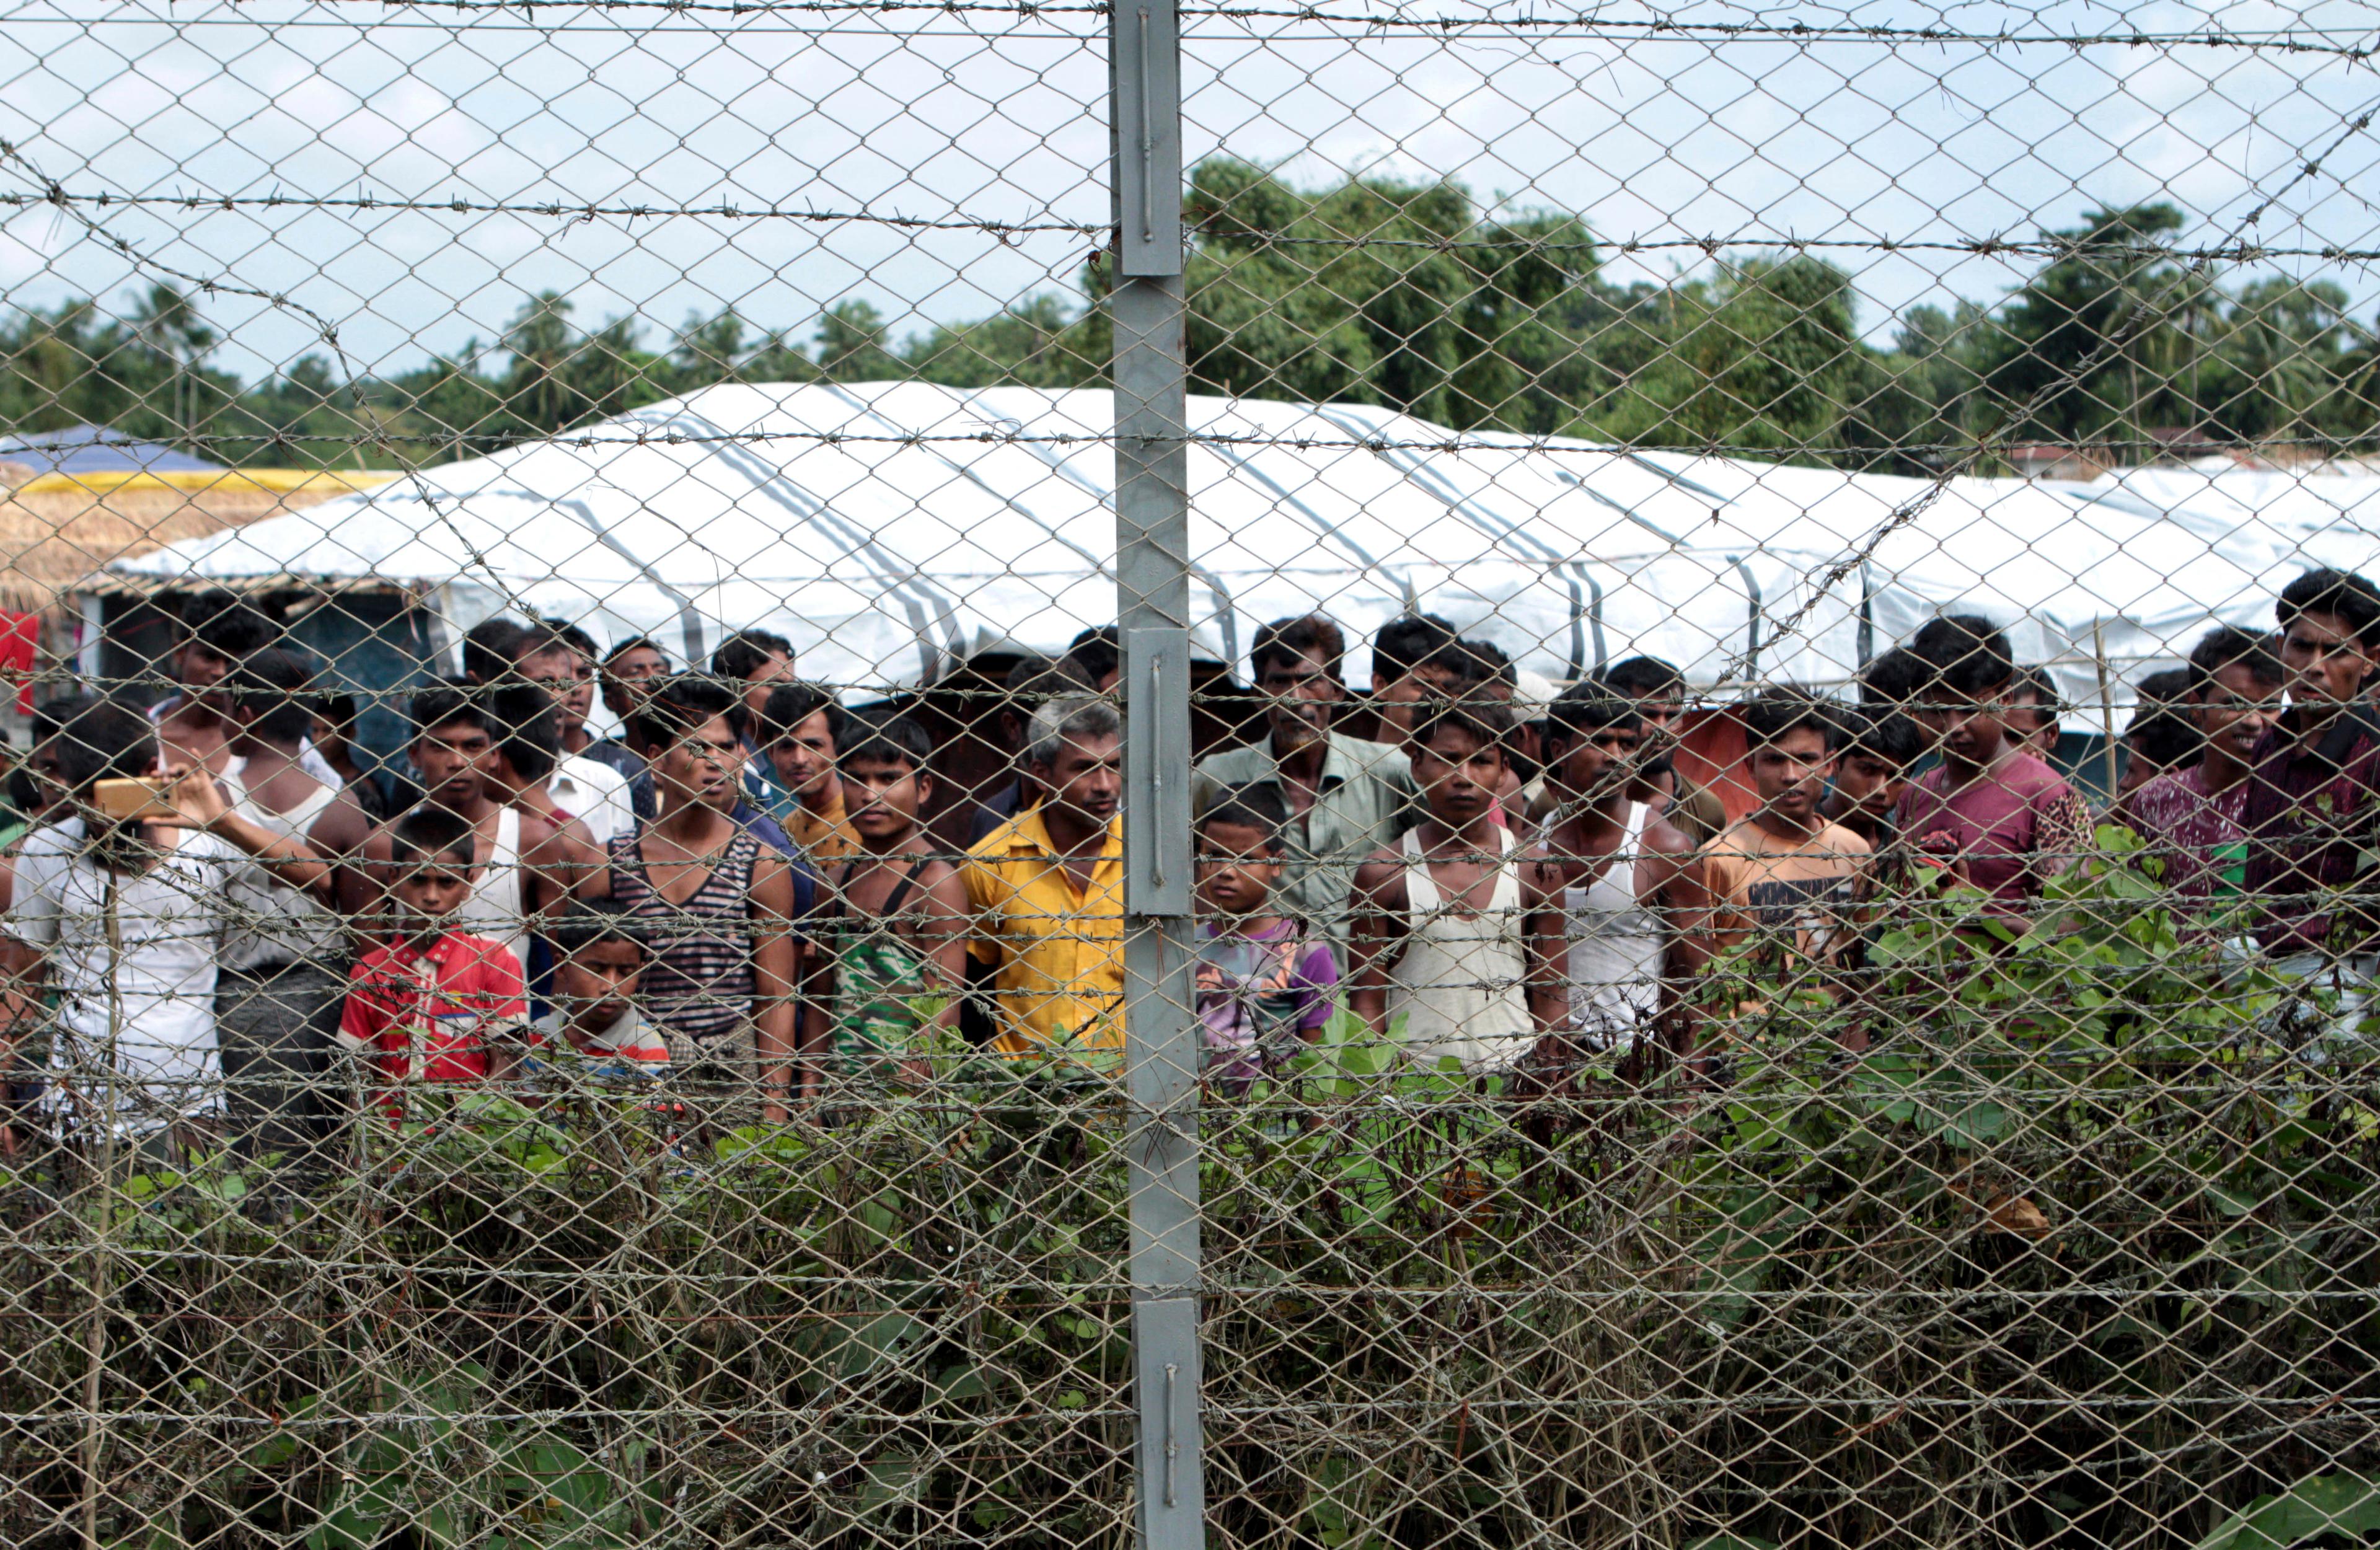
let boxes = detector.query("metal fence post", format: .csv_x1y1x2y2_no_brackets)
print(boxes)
1112,1,1201,1547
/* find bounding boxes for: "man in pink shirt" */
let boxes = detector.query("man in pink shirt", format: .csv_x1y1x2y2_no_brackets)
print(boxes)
1894,615,2093,912
2123,626,2284,917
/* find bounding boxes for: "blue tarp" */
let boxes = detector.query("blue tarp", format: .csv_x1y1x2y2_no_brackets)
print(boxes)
0,425,221,476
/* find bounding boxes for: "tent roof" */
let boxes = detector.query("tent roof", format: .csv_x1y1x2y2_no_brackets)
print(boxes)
0,426,223,477
107,382,2380,708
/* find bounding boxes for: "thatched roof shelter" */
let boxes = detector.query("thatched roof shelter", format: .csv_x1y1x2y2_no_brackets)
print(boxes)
0,470,398,612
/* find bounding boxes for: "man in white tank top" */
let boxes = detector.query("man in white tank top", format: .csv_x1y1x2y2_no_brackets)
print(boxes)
215,651,349,1169
311,685,595,980
1350,699,1558,1073
1525,686,1707,1062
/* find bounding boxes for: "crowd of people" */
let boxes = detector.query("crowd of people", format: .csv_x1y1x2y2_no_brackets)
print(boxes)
2,563,2377,1172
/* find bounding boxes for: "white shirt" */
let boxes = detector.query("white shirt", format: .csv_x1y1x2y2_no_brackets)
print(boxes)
5,827,246,1125
16,816,87,858
549,754,635,846
220,757,342,971
147,697,345,790
452,807,536,981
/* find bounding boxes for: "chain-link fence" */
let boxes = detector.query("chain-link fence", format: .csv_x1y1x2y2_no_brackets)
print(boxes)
5,1,2380,1546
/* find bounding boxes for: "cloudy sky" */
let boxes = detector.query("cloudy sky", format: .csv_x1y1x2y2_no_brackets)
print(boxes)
3,0,2376,386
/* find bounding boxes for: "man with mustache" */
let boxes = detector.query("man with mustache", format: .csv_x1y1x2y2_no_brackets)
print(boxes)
1192,614,1417,960
963,694,1127,1073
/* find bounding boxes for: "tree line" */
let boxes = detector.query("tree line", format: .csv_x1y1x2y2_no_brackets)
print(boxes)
4,157,2377,475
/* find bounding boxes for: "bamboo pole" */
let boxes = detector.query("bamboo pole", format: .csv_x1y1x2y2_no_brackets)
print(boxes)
2092,621,2122,806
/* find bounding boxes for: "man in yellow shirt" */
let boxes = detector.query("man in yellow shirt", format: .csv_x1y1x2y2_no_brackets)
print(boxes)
961,693,1125,1069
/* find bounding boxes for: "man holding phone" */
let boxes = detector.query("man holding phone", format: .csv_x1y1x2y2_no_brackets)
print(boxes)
0,698,328,1165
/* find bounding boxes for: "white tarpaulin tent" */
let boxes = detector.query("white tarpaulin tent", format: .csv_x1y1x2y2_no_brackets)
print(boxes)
110,381,2380,708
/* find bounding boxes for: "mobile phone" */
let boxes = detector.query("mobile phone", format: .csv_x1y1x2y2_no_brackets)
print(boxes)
92,777,178,822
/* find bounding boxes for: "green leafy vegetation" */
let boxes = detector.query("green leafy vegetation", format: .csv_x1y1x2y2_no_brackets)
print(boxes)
9,848,2380,1548
6,169,2374,471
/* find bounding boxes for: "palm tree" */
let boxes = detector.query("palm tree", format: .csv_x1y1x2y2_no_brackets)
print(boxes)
126,283,214,446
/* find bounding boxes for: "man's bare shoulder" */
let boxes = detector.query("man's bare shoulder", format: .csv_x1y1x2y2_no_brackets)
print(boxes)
309,788,380,848
1640,811,1699,858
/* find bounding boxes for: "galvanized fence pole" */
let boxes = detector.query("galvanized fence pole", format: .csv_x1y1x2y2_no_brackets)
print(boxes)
1112,0,1202,1546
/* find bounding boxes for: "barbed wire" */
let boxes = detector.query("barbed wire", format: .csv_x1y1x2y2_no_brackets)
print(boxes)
31,425,2376,459
37,0,2378,55
10,187,2380,269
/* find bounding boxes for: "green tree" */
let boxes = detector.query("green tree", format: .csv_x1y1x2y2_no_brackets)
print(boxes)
2210,276,2358,447
1183,157,1517,423
907,293,1106,390
816,300,904,382
1570,255,1874,462
1,299,138,434
1966,203,2211,452
671,309,752,388
128,283,218,443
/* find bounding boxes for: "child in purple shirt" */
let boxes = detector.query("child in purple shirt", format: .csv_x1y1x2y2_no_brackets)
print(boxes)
1193,786,1339,1092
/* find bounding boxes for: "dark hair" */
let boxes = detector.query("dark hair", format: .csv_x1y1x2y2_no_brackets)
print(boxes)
1419,643,1481,688
540,618,599,661
227,646,320,745
1741,685,1845,751
2008,665,2066,718
1604,654,1685,702
547,894,651,957
633,674,751,748
2188,625,2285,696
487,682,562,782
410,684,491,741
1911,614,2014,698
1008,653,1093,699
1411,696,1513,759
839,714,933,773
322,690,361,733
603,635,666,667
2125,705,2202,773
712,628,792,682
2278,567,2380,648
1062,625,1121,688
182,589,275,659
32,694,90,751
2136,667,2194,708
1843,707,1926,767
389,805,477,868
1000,658,1096,746
462,617,529,685
1858,646,1926,707
509,621,578,669
46,697,155,794
1450,638,1515,691
1546,684,1644,741
759,681,845,747
1372,614,1457,683
1250,613,1347,683
1197,782,1290,852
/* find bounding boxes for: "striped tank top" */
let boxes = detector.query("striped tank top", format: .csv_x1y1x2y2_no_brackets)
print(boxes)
606,826,761,1047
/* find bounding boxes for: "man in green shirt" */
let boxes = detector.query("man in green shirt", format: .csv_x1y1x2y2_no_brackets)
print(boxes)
1193,615,1419,957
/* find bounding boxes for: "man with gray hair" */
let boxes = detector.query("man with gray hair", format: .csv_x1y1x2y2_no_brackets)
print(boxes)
960,694,1127,1070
